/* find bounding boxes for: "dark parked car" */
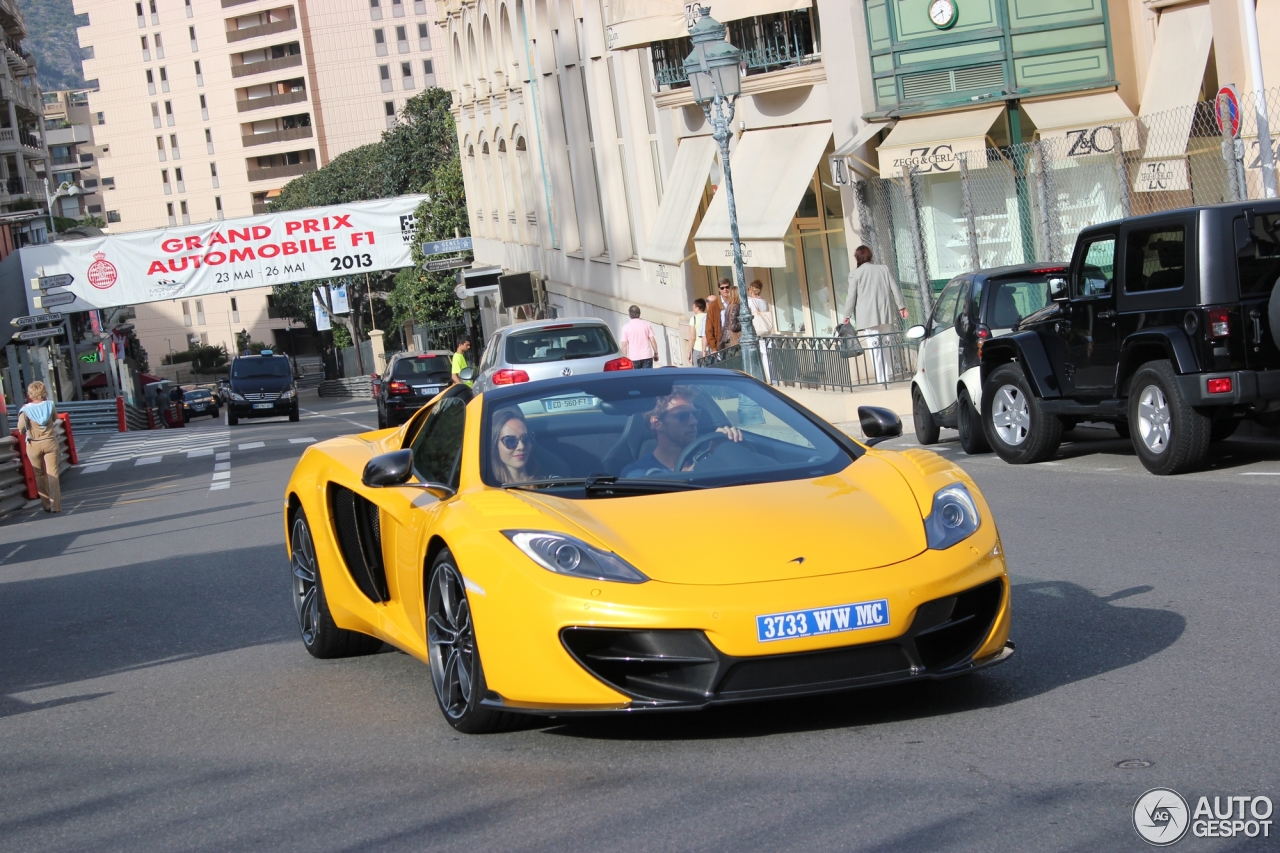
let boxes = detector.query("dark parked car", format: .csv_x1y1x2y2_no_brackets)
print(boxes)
182,388,220,421
226,351,299,425
375,351,453,428
979,200,1280,474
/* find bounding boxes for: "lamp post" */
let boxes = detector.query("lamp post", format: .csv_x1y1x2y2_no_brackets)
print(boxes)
43,179,83,239
682,8,765,383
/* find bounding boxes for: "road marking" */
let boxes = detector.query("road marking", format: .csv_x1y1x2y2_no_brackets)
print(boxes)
0,544,26,564
187,448,214,458
135,456,162,466
214,462,230,471
289,437,316,444
1239,472,1280,476
238,442,265,450
210,482,230,490
211,471,230,481
1094,467,1123,471
339,411,357,415
300,408,376,431
79,463,111,474
83,429,229,465
216,452,230,461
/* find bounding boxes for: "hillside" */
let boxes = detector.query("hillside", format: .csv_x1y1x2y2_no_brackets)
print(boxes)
19,0,87,93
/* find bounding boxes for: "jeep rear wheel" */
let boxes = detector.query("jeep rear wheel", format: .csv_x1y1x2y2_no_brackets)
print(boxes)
957,388,990,455
1128,360,1211,475
912,386,940,445
982,363,1062,464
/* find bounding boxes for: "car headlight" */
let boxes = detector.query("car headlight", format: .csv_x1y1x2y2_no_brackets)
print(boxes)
280,387,297,400
229,391,245,402
924,483,981,550
503,530,649,584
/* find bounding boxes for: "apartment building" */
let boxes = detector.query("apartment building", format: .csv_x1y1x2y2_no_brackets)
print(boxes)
444,0,1280,352
0,0,49,219
42,88,106,221
73,0,451,362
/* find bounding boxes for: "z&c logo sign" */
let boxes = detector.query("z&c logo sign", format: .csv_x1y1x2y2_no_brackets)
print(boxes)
1064,126,1121,157
1134,788,1190,846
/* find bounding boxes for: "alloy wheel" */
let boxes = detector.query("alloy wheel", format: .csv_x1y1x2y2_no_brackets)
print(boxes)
990,384,1031,446
290,516,320,646
428,562,475,720
1136,383,1172,454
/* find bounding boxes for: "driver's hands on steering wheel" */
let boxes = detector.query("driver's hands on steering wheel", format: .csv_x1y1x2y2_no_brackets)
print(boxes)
715,426,744,443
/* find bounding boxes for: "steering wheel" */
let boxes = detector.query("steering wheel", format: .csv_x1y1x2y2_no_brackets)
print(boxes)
674,432,730,472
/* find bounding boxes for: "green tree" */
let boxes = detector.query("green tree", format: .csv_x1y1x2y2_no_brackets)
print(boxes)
390,155,469,326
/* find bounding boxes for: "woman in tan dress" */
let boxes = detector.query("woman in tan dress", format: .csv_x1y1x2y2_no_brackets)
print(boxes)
16,381,61,513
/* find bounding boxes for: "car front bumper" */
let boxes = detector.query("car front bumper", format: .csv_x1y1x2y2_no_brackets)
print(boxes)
1176,369,1280,406
229,399,297,417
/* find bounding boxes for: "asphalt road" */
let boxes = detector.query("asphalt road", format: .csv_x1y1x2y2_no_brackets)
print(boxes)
0,392,1276,852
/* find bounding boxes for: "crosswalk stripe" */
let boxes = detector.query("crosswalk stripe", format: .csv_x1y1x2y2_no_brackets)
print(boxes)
83,428,230,465
289,437,316,444
238,442,264,450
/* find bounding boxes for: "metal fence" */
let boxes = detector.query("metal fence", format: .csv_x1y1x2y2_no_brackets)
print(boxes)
59,399,121,435
857,85,1280,326
698,331,918,391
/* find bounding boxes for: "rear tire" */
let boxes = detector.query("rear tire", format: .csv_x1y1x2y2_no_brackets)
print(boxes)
912,386,941,445
957,388,990,455
1128,360,1211,475
426,549,525,734
377,408,387,430
982,363,1062,464
290,510,384,659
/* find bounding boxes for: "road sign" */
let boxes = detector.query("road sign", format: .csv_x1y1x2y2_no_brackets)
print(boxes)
16,327,65,341
39,291,76,308
421,237,473,256
37,273,75,290
426,256,474,272
1216,85,1241,138
11,312,63,327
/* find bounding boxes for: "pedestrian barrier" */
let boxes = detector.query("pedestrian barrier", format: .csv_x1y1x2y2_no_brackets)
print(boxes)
697,333,917,392
319,376,374,398
296,372,324,389
58,399,123,435
0,436,27,517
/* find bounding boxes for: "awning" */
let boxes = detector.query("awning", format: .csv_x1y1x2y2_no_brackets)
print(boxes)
877,105,1005,178
833,121,893,157
1023,92,1137,153
693,122,831,268
83,372,164,389
640,135,718,283
1138,3,1213,158
265,188,282,198
607,0,813,50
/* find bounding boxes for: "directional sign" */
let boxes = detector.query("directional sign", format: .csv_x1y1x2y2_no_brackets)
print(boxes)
16,327,65,341
421,237,473,257
426,256,474,272
11,312,63,327
38,291,77,308
37,273,75,290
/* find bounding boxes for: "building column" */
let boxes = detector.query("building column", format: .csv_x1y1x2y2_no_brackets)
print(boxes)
7,100,24,190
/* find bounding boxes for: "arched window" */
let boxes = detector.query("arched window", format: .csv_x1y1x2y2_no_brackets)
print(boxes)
514,133,538,237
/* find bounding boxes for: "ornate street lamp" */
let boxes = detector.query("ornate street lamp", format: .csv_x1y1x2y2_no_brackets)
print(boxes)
683,8,765,383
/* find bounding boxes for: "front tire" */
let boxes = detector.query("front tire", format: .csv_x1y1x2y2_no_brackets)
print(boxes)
290,510,383,659
912,386,941,445
289,406,300,423
982,363,1062,464
1128,360,1211,475
426,549,524,734
957,387,990,455
228,412,239,426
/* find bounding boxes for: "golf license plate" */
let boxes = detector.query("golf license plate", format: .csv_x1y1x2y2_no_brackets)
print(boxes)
756,599,889,643
252,403,273,410
544,396,596,412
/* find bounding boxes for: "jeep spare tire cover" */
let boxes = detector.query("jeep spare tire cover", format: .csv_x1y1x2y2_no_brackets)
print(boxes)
1272,279,1280,352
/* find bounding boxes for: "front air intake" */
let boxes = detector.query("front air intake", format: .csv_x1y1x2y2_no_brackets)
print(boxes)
329,484,388,603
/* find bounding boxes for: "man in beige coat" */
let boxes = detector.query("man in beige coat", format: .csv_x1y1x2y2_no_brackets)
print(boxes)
841,245,908,383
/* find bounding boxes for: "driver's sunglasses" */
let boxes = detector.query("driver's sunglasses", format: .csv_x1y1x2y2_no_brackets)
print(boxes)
662,409,699,423
498,434,533,450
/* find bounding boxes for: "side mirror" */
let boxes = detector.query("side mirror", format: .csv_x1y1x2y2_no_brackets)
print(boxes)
363,450,414,487
905,325,927,341
1048,277,1069,301
459,366,476,381
858,406,903,446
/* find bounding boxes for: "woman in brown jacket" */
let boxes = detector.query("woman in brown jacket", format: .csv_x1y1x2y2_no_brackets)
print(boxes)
16,381,60,513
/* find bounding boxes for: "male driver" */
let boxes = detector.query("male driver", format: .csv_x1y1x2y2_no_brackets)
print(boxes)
619,305,659,369
620,386,742,478
450,339,472,386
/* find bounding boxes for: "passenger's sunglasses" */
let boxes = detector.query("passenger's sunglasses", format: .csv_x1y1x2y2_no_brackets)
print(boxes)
718,284,732,291
498,434,533,450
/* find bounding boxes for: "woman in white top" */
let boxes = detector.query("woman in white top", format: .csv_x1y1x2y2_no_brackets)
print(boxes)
748,281,772,334
687,297,707,365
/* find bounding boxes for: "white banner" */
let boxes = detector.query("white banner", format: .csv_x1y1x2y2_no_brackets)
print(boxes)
330,281,350,314
20,195,427,312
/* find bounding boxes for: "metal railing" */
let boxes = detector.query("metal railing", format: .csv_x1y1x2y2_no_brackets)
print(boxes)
319,376,374,398
414,321,467,352
652,10,820,89
231,53,302,78
236,88,307,112
246,159,316,181
698,332,917,392
241,124,311,147
59,399,123,435
226,18,297,43
0,435,27,517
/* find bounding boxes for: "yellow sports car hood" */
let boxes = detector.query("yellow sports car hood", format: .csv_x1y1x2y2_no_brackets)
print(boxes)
513,455,927,585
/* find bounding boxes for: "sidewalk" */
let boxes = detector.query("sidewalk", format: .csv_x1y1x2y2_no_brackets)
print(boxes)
772,382,913,440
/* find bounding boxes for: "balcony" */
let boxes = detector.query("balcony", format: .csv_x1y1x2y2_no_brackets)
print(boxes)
0,77,43,115
3,34,32,74
46,124,91,145
0,127,44,155
242,124,312,147
252,200,269,214
231,53,302,78
236,89,307,112
222,0,262,6
227,16,297,43
652,10,820,89
246,160,315,181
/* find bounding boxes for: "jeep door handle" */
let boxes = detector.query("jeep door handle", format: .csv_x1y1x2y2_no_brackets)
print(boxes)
1097,310,1116,320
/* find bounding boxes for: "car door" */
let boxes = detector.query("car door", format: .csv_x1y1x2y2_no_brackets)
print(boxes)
920,278,964,412
1066,234,1120,395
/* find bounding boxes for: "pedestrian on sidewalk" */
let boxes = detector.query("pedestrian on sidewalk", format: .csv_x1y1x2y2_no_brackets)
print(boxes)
714,279,743,351
16,381,60,513
620,305,659,369
450,339,473,386
688,298,708,366
841,245,908,383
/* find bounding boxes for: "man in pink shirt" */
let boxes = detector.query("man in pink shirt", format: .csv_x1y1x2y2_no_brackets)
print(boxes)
619,305,659,369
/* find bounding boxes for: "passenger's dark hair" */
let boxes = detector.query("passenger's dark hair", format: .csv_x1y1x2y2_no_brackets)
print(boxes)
693,298,706,311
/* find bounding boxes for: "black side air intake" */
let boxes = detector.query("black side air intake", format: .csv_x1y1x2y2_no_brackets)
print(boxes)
328,484,388,603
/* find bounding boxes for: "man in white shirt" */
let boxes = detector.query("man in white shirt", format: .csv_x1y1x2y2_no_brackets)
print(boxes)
841,245,907,382
620,305,659,369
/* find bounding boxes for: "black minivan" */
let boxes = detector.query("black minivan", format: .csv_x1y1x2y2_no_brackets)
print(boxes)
226,351,299,425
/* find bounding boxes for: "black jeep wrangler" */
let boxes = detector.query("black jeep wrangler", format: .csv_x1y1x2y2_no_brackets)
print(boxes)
979,200,1280,475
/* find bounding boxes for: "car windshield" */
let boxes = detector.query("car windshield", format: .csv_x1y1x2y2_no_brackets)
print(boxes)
985,278,1052,329
232,358,291,379
504,325,618,364
392,356,452,379
481,373,857,496
184,391,211,400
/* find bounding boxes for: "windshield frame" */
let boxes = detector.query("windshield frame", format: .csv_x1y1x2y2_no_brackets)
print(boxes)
478,370,863,497
231,357,292,380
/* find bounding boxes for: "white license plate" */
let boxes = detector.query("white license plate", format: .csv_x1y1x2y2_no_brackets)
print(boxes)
756,599,889,643
252,403,273,410
414,385,442,395
545,396,595,412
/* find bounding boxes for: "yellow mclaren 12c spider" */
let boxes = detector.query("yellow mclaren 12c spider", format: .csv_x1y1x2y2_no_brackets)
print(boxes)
284,368,1013,733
